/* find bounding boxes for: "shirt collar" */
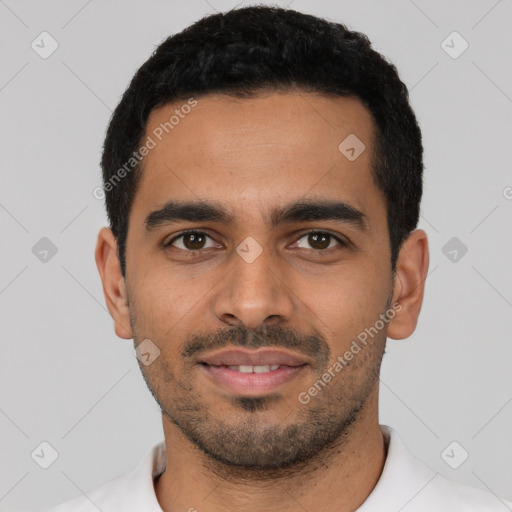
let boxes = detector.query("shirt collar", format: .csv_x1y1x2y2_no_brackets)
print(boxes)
358,425,436,510
121,440,166,511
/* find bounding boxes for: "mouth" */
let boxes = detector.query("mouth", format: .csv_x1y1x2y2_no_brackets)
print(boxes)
198,348,309,394
198,347,309,367
204,364,284,373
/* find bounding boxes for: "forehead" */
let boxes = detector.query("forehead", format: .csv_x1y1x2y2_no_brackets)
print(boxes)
132,92,383,225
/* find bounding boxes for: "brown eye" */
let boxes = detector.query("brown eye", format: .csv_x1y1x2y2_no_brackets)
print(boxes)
308,232,330,250
167,231,215,251
295,231,345,251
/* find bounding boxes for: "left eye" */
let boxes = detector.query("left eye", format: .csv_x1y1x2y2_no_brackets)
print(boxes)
294,231,345,251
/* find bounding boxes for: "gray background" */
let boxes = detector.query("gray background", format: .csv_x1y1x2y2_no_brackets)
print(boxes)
1,0,511,510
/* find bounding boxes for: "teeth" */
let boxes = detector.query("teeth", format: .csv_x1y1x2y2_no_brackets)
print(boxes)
227,365,281,373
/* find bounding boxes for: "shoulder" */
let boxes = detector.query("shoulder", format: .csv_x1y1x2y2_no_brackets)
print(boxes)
414,472,512,511
43,472,128,512
43,441,166,512
361,426,512,512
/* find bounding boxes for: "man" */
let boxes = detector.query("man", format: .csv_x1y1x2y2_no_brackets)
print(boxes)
46,5,511,512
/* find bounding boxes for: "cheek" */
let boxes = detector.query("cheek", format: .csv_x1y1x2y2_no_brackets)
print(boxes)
304,262,390,344
132,268,195,315
127,274,189,351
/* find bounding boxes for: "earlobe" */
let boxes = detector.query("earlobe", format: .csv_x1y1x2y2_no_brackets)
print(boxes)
95,227,133,340
387,229,429,340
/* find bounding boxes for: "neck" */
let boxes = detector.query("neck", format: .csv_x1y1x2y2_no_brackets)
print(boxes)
155,390,386,512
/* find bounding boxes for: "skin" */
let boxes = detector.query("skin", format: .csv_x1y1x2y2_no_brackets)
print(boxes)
95,92,429,512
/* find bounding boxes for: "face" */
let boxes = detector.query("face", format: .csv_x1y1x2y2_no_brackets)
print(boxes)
104,92,410,470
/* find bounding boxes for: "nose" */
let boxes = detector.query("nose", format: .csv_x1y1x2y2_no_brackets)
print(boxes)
212,239,294,330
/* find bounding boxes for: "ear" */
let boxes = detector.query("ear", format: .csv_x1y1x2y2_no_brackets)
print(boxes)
95,227,133,339
387,229,429,340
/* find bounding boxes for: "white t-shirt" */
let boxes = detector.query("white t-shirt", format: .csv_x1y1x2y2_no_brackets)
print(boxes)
45,426,512,511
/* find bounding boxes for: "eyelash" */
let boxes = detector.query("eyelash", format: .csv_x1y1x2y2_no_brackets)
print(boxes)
164,229,348,255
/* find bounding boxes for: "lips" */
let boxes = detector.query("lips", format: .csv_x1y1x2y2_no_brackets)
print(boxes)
198,349,309,394
198,348,309,368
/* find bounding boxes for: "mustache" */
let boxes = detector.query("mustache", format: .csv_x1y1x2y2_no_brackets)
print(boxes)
182,324,331,370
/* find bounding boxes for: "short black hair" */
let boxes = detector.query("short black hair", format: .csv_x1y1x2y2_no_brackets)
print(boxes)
101,5,423,277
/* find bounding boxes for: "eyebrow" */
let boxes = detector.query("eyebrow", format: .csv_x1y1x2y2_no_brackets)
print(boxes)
144,199,370,233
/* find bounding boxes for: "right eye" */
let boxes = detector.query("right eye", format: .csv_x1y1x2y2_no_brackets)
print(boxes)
165,230,218,252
